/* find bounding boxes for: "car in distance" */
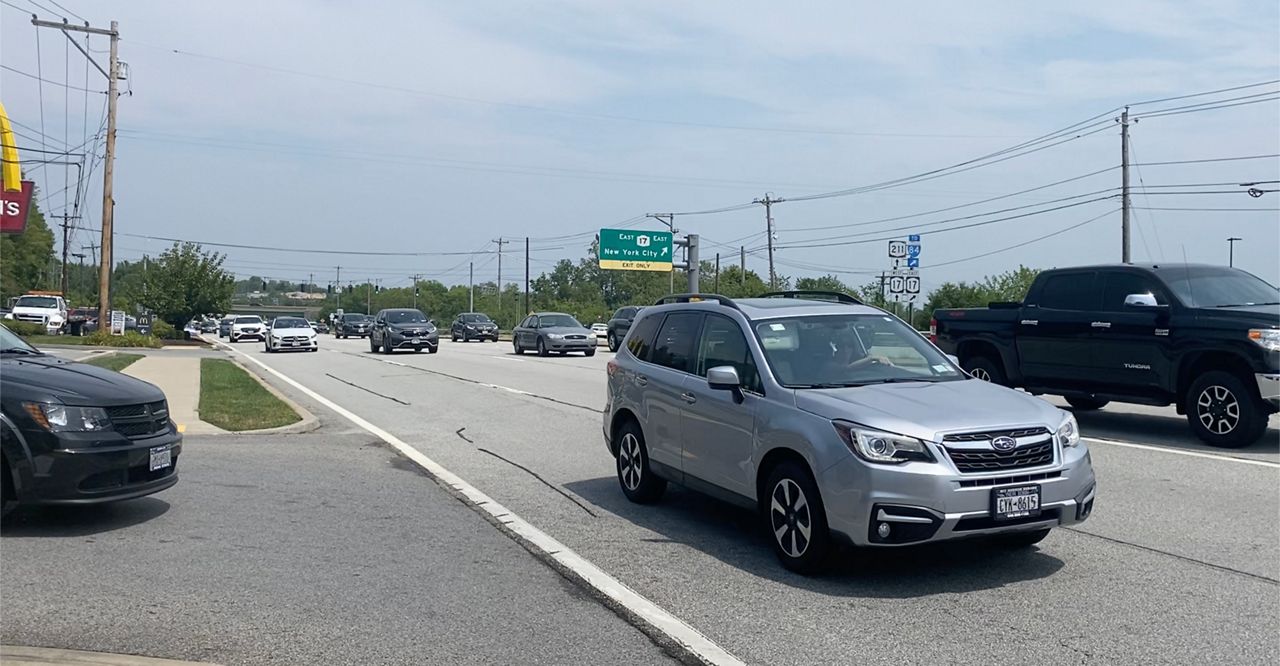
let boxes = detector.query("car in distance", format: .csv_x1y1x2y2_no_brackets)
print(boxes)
591,323,608,338
371,308,439,354
451,312,499,342
606,306,644,352
199,318,218,334
229,315,266,343
931,263,1279,448
309,320,329,335
513,312,596,357
1,324,182,520
336,313,372,339
218,316,235,338
604,292,1096,573
265,316,319,353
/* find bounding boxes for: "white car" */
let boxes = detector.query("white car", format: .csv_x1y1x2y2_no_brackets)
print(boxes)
591,323,608,337
265,316,318,353
229,315,266,342
6,293,67,334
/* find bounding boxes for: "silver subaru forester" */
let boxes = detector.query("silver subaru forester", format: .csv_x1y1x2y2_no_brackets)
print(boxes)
603,293,1097,573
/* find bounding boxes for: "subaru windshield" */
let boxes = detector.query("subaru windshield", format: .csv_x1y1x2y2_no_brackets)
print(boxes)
754,314,964,388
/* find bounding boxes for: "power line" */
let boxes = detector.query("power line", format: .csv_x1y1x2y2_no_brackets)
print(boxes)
1135,206,1280,212
1128,79,1280,107
1126,136,1163,260
928,208,1120,268
1,64,104,93
46,0,85,21
1132,95,1279,120
1134,154,1280,166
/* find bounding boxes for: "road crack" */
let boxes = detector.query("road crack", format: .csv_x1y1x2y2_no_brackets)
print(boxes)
1064,527,1279,585
325,373,411,405
475,446,598,518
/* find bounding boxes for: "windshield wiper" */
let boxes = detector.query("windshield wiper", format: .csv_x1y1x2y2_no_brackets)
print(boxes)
1213,302,1280,307
1,347,42,356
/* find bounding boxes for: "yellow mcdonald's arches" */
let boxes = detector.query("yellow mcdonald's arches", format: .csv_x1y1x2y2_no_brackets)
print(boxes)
0,101,22,192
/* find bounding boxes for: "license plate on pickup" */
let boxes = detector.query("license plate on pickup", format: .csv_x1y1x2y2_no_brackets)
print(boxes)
149,446,172,471
992,485,1040,521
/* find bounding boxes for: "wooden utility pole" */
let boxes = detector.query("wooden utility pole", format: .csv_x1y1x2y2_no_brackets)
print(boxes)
33,17,121,325
714,253,720,293
1119,106,1131,263
753,194,784,289
524,237,530,314
493,237,507,318
740,246,746,288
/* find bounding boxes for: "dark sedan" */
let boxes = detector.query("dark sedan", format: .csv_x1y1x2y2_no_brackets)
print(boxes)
336,313,372,338
1,325,181,519
513,312,596,357
371,308,439,354
451,312,499,342
606,306,644,352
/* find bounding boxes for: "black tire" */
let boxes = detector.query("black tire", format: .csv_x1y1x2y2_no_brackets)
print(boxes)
585,348,596,357
370,337,378,353
764,461,830,575
1186,371,1268,448
992,527,1052,548
1066,396,1109,411
962,355,1008,386
264,342,272,353
607,333,619,353
537,338,549,357
451,333,459,342
382,337,394,354
428,346,438,354
1,456,17,523
513,338,523,355
615,421,666,504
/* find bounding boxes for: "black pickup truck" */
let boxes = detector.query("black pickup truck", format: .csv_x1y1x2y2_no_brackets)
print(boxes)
932,263,1279,447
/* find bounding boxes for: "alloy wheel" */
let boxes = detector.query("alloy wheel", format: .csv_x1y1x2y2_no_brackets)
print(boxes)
1197,385,1240,435
618,433,643,491
970,367,991,381
770,478,812,559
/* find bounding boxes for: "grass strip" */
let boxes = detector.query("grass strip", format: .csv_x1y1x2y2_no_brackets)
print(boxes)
199,358,300,431
81,352,144,372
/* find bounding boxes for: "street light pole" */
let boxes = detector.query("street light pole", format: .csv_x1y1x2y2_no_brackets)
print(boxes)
1227,237,1242,267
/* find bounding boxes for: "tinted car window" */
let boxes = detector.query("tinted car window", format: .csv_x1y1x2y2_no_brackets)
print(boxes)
274,317,309,328
539,314,582,328
342,314,365,322
1037,272,1096,310
648,312,703,373
1163,266,1278,307
625,313,661,361
1101,273,1167,311
235,316,261,324
696,315,761,393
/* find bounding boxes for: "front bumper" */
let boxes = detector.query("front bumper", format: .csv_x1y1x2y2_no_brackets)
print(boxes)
18,428,182,505
820,443,1095,547
389,332,439,349
231,329,265,341
342,327,371,336
545,337,594,351
269,337,318,351
460,328,499,339
1256,373,1280,408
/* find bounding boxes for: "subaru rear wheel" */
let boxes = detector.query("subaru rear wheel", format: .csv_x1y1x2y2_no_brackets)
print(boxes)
764,461,830,574
616,422,665,503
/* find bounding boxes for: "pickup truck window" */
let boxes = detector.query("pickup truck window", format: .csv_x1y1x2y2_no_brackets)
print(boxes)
1037,272,1097,310
1162,267,1279,308
1101,273,1168,311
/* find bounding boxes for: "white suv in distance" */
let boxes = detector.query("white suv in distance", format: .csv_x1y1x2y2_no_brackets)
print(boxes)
229,315,266,343
265,316,318,353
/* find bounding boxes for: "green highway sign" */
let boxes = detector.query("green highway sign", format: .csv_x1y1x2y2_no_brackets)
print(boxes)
598,228,673,272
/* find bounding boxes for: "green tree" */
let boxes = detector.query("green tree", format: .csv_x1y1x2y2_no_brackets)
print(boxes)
794,274,851,293
133,242,235,327
921,265,1041,328
0,183,55,302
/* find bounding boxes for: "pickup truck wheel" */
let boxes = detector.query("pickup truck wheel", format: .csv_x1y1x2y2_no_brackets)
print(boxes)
1,456,16,522
1066,397,1109,411
607,332,619,353
962,356,1007,386
1187,371,1267,448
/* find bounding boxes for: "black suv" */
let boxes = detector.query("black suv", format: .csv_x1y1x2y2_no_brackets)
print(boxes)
371,308,439,354
336,313,372,339
606,306,645,352
1,325,182,519
451,312,499,342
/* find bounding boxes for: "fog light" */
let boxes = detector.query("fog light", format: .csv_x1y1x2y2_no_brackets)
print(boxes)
877,522,891,538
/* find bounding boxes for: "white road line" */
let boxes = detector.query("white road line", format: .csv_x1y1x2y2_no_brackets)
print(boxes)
1084,436,1280,468
209,338,743,666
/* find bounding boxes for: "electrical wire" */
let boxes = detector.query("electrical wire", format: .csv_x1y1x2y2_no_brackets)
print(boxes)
927,208,1120,268
1126,136,1163,260
46,0,84,21
1135,207,1280,212
1133,154,1280,166
1128,79,1280,106
0,64,103,93
1133,95,1279,120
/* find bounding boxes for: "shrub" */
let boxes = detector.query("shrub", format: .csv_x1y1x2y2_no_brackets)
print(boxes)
84,330,164,348
4,321,47,337
150,320,184,340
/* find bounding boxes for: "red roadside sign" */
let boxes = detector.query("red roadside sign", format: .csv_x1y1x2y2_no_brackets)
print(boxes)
1,180,33,234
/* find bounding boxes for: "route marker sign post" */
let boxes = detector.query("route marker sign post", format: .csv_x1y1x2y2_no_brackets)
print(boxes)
887,234,922,302
598,228,674,272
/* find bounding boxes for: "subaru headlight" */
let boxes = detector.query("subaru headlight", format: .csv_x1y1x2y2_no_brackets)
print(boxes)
1057,413,1081,447
832,421,934,464
1249,328,1280,352
24,402,112,433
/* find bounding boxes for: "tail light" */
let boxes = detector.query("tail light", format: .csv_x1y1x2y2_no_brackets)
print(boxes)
928,318,937,343
607,360,619,377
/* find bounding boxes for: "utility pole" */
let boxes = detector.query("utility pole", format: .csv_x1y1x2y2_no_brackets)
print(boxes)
740,246,746,289
307,273,313,295
753,194,783,289
493,237,507,318
878,271,887,307
674,234,700,293
53,214,78,296
524,237,530,314
469,261,475,312
412,274,420,309
647,213,677,292
1119,106,1132,263
34,17,122,327
71,252,86,294
335,266,341,311
714,253,720,293
1227,237,1242,267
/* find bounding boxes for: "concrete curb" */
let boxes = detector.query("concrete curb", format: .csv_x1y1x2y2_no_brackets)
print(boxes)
218,353,321,435
0,645,221,665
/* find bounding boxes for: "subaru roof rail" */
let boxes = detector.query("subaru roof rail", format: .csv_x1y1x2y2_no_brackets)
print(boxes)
653,293,740,309
756,290,863,305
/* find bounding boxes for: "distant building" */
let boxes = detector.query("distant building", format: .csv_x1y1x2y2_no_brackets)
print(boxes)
284,291,326,301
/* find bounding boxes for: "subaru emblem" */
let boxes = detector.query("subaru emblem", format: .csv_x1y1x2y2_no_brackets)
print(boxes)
991,436,1017,452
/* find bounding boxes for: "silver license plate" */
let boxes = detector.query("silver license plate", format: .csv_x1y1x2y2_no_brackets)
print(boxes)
149,446,172,471
993,485,1040,520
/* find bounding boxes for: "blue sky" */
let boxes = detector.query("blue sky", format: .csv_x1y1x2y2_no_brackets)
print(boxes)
2,0,1277,291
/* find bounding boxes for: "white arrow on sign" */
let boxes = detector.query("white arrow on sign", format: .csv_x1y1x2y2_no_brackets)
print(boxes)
661,246,669,256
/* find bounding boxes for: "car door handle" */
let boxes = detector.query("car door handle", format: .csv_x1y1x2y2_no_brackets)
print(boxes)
634,374,648,387
1020,319,1038,326
1091,321,1112,329
680,392,697,404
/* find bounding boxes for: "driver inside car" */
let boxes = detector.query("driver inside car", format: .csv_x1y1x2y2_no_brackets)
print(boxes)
830,324,894,369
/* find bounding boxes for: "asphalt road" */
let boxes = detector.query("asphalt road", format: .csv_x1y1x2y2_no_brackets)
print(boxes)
171,333,1279,665
0,424,675,664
